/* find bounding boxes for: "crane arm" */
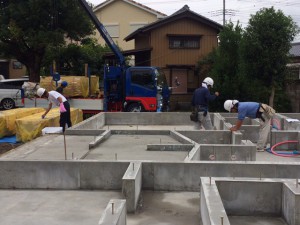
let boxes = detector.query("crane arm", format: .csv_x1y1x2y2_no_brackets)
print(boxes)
78,0,126,67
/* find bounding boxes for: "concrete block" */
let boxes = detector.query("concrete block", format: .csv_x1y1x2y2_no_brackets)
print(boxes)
178,130,231,144
79,161,130,190
201,177,300,225
213,113,225,130
200,177,230,225
70,112,105,130
272,114,284,130
239,125,260,143
105,112,192,125
0,161,81,189
223,122,232,130
65,129,106,136
199,144,256,161
282,180,300,225
3,161,300,192
217,180,282,216
89,130,111,149
184,144,200,161
98,199,127,225
170,130,194,144
146,144,193,151
122,162,142,213
231,131,242,145
111,130,169,135
271,131,299,150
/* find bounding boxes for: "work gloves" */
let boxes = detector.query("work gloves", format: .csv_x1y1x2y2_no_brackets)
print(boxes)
60,102,67,113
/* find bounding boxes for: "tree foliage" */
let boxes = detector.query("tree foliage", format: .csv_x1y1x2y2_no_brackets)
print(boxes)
197,22,244,111
42,37,110,77
197,7,299,112
0,0,94,82
240,7,299,107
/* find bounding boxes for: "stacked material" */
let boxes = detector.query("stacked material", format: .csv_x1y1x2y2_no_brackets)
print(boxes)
0,108,44,138
40,76,99,98
16,108,83,142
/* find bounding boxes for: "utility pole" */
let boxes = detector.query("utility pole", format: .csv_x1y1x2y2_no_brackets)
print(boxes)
223,0,225,26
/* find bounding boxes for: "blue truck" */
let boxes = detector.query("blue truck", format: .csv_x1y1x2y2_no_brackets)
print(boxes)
78,0,171,112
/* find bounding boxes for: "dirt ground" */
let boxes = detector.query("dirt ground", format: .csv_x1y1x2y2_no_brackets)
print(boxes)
0,143,23,155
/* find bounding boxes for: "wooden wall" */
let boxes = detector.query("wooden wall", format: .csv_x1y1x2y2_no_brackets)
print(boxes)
149,18,218,67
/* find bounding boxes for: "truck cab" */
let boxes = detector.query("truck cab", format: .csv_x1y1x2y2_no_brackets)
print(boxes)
104,66,170,112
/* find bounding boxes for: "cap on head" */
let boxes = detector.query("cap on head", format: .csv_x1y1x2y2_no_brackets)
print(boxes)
203,77,214,87
61,81,68,87
37,88,46,97
224,100,239,112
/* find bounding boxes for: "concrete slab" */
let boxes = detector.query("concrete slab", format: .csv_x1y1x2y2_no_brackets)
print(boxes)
84,134,187,161
0,190,122,225
229,216,288,225
127,191,200,225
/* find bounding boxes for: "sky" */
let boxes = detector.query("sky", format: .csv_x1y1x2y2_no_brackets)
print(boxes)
87,0,300,42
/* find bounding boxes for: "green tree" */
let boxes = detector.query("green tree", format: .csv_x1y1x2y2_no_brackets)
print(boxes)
0,0,94,82
240,7,299,107
43,37,110,76
197,22,244,111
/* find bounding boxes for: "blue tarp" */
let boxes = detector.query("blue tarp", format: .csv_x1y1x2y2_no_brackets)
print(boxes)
0,135,17,144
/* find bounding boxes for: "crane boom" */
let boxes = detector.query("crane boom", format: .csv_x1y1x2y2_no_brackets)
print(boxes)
78,0,126,67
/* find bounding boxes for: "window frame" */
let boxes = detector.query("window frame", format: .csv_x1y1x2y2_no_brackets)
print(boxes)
168,34,202,49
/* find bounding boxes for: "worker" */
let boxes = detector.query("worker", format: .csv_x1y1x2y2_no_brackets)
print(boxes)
36,88,72,132
56,81,68,95
191,77,219,130
224,100,276,152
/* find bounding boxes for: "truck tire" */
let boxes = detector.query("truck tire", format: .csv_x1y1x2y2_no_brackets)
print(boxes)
127,103,143,112
1,98,15,110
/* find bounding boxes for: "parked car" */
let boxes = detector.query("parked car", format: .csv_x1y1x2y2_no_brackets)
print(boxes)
0,78,28,110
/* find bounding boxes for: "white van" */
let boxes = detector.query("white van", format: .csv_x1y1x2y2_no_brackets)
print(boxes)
0,78,28,110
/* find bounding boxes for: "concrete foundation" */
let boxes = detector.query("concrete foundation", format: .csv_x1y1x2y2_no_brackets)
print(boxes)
0,111,299,225
200,177,300,225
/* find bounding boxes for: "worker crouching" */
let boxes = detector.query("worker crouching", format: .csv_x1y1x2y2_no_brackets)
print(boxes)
37,88,72,132
224,100,276,152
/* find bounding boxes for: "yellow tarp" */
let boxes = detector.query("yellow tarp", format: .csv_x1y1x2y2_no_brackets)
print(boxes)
16,108,83,142
0,108,44,138
40,76,99,98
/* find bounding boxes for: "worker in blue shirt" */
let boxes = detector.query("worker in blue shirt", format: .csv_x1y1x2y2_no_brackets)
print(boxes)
224,100,276,152
191,77,219,130
56,81,68,95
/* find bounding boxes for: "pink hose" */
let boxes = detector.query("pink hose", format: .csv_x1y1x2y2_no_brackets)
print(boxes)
270,140,300,157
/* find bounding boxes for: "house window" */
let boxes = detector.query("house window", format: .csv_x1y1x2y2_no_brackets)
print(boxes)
12,61,23,69
169,36,201,49
104,24,119,38
130,22,147,33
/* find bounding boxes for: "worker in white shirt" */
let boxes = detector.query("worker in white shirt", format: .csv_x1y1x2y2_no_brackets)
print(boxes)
37,88,72,132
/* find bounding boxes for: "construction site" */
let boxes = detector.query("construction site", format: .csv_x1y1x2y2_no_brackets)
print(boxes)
0,111,300,225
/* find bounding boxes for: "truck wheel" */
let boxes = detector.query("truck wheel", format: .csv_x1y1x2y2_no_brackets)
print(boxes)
1,98,15,110
127,103,143,112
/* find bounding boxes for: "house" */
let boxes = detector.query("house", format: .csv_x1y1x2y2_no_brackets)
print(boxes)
0,59,26,79
93,0,166,51
124,5,222,110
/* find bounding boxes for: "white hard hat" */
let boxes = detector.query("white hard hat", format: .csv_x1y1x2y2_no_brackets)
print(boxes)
224,100,239,112
36,88,46,97
203,77,214,87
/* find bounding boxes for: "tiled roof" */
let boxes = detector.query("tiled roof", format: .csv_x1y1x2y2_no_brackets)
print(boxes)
125,5,222,41
290,42,300,57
